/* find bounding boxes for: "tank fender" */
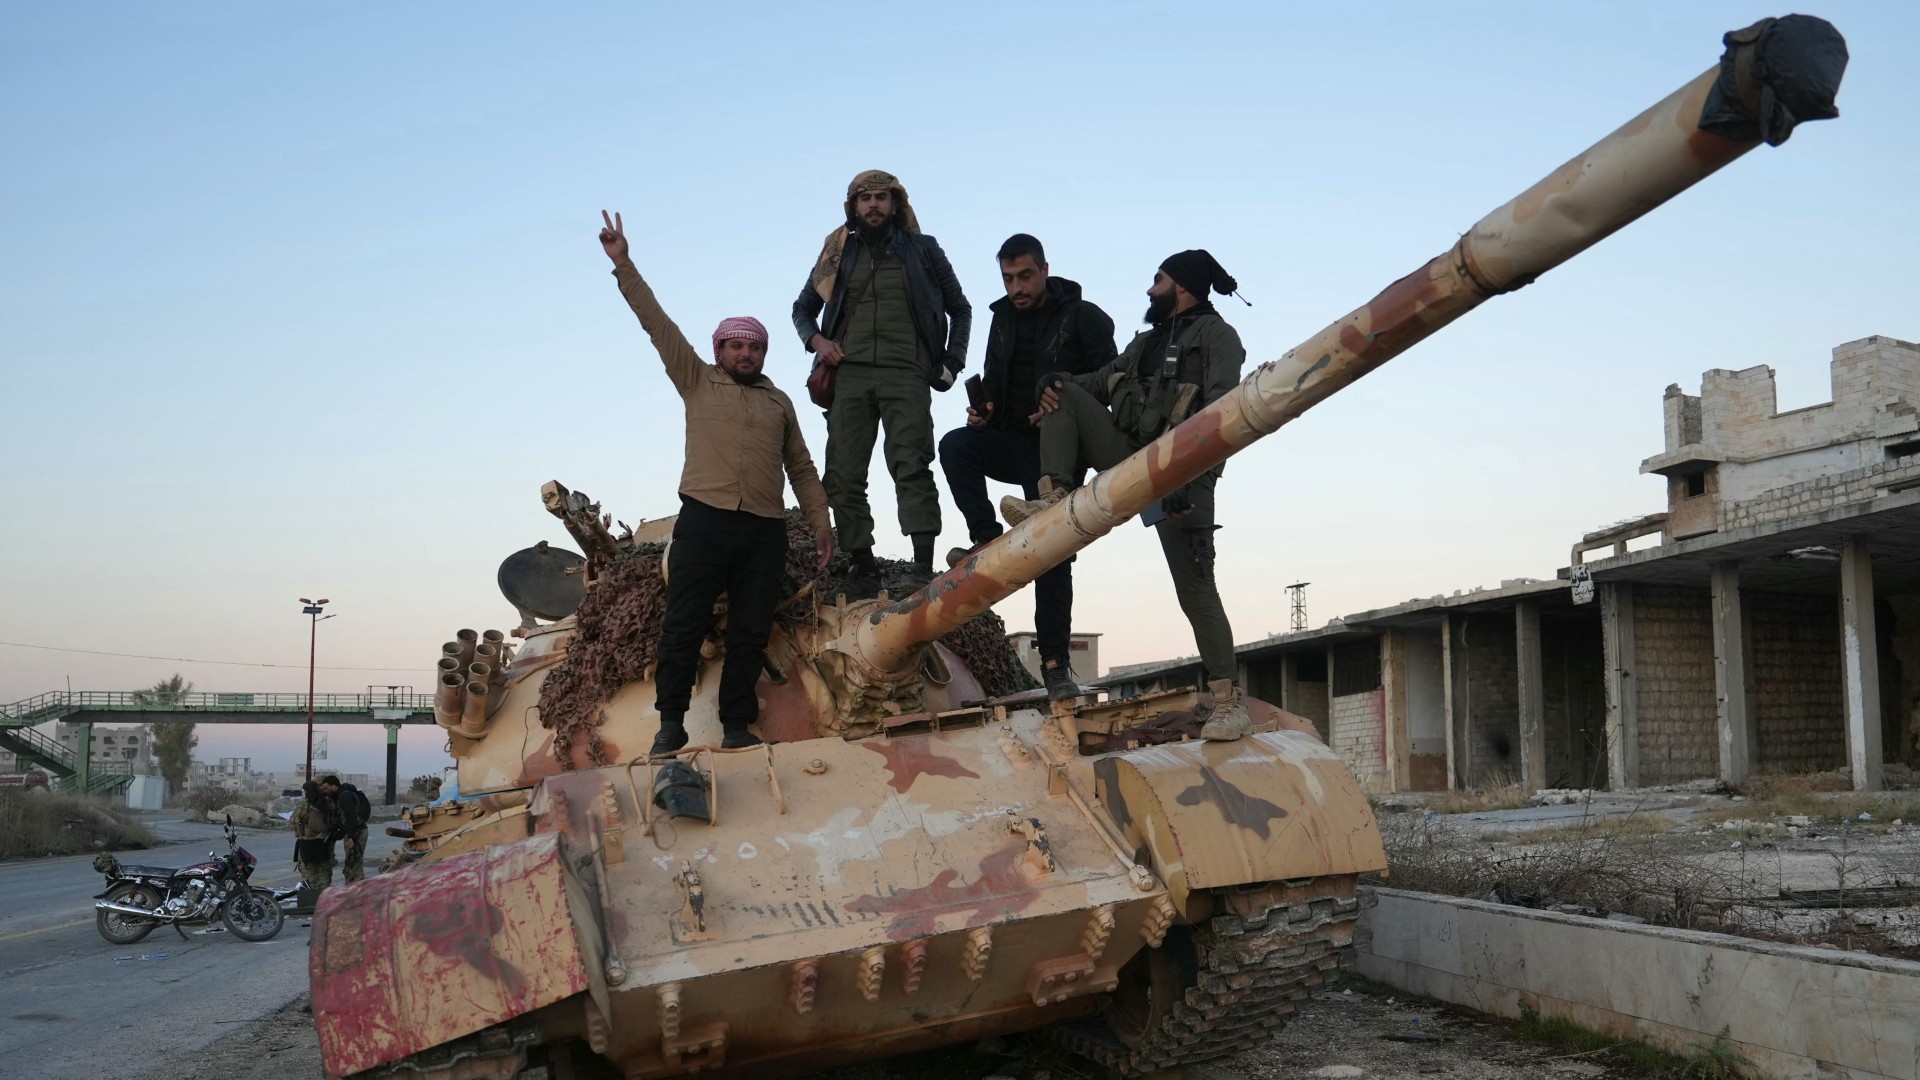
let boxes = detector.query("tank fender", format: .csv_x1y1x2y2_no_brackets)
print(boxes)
310,832,604,1078
1087,730,1386,919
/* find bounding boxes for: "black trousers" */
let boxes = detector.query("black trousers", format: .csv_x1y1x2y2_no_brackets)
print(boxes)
937,424,1075,669
653,497,789,727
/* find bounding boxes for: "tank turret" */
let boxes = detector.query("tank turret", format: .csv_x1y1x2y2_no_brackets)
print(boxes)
320,19,1845,1080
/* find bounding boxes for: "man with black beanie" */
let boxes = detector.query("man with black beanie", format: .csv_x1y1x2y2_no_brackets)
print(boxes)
1001,249,1251,738
937,234,1115,699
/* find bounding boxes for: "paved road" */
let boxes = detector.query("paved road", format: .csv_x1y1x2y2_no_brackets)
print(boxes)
0,813,403,1080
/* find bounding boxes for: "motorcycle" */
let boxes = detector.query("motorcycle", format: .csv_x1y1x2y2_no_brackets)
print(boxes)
93,815,286,944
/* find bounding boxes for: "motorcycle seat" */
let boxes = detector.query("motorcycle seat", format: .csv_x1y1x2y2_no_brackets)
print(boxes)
111,865,178,879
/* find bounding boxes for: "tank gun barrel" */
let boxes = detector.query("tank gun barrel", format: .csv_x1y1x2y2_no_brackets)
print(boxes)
846,18,1846,674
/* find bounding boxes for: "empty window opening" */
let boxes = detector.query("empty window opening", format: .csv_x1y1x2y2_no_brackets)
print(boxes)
1293,651,1327,682
1886,439,1920,460
1331,641,1382,696
1683,470,1707,498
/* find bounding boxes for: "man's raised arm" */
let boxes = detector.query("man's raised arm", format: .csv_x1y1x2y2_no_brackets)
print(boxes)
599,210,702,397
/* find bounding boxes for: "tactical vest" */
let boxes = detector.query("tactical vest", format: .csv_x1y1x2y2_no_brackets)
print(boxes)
1107,316,1211,446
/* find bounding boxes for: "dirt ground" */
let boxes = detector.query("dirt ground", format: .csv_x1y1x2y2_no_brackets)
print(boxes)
155,976,1650,1080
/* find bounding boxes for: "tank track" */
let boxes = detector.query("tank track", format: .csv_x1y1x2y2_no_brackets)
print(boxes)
1053,878,1373,1076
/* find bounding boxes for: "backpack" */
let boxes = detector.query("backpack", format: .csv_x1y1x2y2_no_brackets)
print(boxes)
342,786,371,830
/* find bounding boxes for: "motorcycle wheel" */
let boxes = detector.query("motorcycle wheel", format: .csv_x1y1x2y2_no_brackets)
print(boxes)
221,888,285,942
97,882,161,944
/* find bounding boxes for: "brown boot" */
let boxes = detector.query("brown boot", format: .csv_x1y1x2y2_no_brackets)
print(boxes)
1000,477,1065,527
1200,678,1251,741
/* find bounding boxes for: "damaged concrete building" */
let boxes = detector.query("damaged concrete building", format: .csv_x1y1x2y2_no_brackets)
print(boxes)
1111,335,1920,794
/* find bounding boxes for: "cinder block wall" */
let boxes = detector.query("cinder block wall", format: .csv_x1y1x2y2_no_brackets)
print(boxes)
1292,679,1331,738
1543,615,1608,789
1331,690,1386,789
1461,615,1519,785
1633,586,1718,784
1749,591,1846,772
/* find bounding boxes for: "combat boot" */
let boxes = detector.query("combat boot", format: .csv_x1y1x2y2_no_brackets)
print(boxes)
835,548,882,600
1200,678,1251,741
651,715,689,756
1000,477,1064,526
720,722,763,749
911,533,936,574
947,527,1002,568
1042,657,1079,702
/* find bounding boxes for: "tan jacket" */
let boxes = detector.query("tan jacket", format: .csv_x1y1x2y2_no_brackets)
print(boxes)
612,262,830,533
292,800,332,842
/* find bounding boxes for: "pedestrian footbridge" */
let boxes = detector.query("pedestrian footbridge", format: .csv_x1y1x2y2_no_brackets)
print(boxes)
0,689,435,793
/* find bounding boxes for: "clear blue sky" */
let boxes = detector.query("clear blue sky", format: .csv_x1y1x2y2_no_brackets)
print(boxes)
3,2,1915,777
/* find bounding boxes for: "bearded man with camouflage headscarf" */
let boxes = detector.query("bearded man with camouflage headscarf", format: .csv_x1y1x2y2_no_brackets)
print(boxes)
792,170,971,583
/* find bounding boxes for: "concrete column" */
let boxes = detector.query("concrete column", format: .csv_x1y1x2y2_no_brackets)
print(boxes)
1710,562,1754,787
1601,583,1640,790
1279,652,1300,715
1841,539,1884,791
384,722,401,805
75,722,93,794
1441,615,1464,789
1381,630,1412,792
1515,601,1547,792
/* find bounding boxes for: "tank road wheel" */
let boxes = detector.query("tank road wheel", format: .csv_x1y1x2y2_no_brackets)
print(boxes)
1058,876,1372,1077
97,882,162,945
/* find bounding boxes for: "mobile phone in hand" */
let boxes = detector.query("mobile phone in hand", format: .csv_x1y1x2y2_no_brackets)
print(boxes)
965,374,989,414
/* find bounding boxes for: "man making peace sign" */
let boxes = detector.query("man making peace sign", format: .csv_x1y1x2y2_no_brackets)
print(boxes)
599,211,833,755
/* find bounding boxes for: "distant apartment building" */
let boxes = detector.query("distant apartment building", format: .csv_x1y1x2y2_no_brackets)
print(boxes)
56,723,151,768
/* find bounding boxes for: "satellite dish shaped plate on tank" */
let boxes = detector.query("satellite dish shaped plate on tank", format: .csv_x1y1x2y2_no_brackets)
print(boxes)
498,541,587,621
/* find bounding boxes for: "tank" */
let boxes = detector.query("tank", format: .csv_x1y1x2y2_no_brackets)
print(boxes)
315,20,1844,1080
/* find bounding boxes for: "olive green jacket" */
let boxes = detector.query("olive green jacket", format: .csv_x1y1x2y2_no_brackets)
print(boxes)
1068,307,1245,443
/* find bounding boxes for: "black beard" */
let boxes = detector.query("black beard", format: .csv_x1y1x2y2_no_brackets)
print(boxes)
1143,292,1176,325
725,367,764,385
855,216,892,245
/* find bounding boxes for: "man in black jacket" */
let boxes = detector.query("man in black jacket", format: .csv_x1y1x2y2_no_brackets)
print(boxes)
938,234,1115,698
1001,249,1250,738
317,775,371,883
793,170,971,581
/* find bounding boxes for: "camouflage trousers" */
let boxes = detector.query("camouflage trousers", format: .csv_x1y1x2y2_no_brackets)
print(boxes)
297,859,335,894
343,828,369,883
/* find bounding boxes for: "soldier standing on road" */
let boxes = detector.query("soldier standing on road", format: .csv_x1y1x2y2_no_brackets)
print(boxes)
599,211,835,756
792,170,971,583
937,233,1115,699
292,780,335,898
317,775,370,883
1001,250,1251,738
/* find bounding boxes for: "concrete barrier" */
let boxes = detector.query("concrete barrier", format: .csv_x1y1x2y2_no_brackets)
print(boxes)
1357,887,1920,1080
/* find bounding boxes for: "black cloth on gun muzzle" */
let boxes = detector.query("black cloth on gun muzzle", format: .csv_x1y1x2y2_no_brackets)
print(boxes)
652,760,712,822
1699,14,1848,147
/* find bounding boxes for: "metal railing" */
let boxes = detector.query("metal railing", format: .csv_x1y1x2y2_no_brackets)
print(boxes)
2,689,435,724
0,723,76,772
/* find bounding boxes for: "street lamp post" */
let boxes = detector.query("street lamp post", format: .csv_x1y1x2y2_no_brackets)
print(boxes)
299,598,334,780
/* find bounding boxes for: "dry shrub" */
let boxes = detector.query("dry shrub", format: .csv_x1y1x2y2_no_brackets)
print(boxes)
0,789,158,859
1738,769,1852,799
1418,767,1532,815
1507,814,1673,845
1379,810,1744,927
1698,790,1920,828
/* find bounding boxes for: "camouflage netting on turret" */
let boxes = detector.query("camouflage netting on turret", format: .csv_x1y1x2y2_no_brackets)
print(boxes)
537,511,1035,768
